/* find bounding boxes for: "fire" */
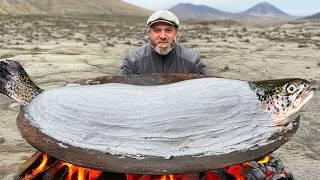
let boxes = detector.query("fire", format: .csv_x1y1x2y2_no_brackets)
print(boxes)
126,174,194,180
225,155,271,180
51,161,102,180
31,154,48,176
258,155,270,164
24,153,102,180
24,153,271,180
226,165,245,180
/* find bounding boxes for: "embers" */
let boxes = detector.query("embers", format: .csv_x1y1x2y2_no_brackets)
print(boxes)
20,152,293,180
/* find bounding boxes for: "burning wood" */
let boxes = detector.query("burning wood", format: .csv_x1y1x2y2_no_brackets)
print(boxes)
31,153,48,176
21,153,102,180
20,153,293,180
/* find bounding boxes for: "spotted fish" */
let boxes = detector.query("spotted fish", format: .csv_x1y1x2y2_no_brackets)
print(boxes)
250,79,314,125
0,59,316,173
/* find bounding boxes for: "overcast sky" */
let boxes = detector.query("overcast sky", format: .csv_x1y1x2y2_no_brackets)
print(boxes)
123,0,319,16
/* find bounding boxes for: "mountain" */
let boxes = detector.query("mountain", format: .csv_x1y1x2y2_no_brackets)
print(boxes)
169,3,234,19
239,1,291,17
168,2,295,24
0,0,152,16
303,12,320,20
0,0,42,14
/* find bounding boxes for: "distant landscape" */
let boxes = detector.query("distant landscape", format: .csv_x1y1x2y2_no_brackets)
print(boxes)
169,2,292,19
0,1,319,180
0,0,152,16
0,0,319,23
168,2,320,25
304,12,320,20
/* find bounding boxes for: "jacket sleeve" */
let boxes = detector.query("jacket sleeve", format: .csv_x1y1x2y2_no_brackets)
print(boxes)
119,55,134,75
193,56,208,75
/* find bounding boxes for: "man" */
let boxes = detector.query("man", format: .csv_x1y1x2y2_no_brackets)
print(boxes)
120,10,207,75
118,10,290,180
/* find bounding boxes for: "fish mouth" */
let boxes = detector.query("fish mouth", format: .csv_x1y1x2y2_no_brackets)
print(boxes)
274,86,314,127
299,86,315,109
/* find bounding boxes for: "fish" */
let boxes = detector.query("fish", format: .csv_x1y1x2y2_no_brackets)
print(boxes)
0,59,315,173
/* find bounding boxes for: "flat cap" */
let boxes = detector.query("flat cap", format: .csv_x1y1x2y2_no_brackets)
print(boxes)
147,10,180,28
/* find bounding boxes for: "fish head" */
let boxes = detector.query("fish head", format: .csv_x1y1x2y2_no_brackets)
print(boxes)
250,78,314,125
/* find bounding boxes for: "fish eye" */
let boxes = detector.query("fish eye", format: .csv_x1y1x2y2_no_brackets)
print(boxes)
286,84,297,94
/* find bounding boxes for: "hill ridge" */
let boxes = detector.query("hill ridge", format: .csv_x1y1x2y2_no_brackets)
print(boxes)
0,0,152,16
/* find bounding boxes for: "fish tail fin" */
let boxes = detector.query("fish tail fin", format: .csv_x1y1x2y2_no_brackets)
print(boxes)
0,60,43,105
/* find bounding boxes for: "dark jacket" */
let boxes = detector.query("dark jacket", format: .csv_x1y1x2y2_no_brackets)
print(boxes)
120,44,207,75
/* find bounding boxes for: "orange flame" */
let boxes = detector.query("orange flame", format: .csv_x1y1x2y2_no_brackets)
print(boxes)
226,155,271,180
159,175,175,180
258,155,270,164
62,162,78,180
27,153,271,180
55,162,102,180
126,174,198,180
88,169,102,180
78,168,85,180
31,154,48,176
227,165,245,180
205,171,221,180
27,153,102,180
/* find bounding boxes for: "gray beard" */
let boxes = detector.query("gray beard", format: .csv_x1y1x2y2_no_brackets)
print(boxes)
154,43,174,55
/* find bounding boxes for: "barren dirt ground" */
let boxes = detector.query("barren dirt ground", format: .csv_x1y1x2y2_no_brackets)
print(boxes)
0,15,319,179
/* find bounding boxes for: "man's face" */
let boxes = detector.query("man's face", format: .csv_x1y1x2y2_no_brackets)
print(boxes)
149,22,178,55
